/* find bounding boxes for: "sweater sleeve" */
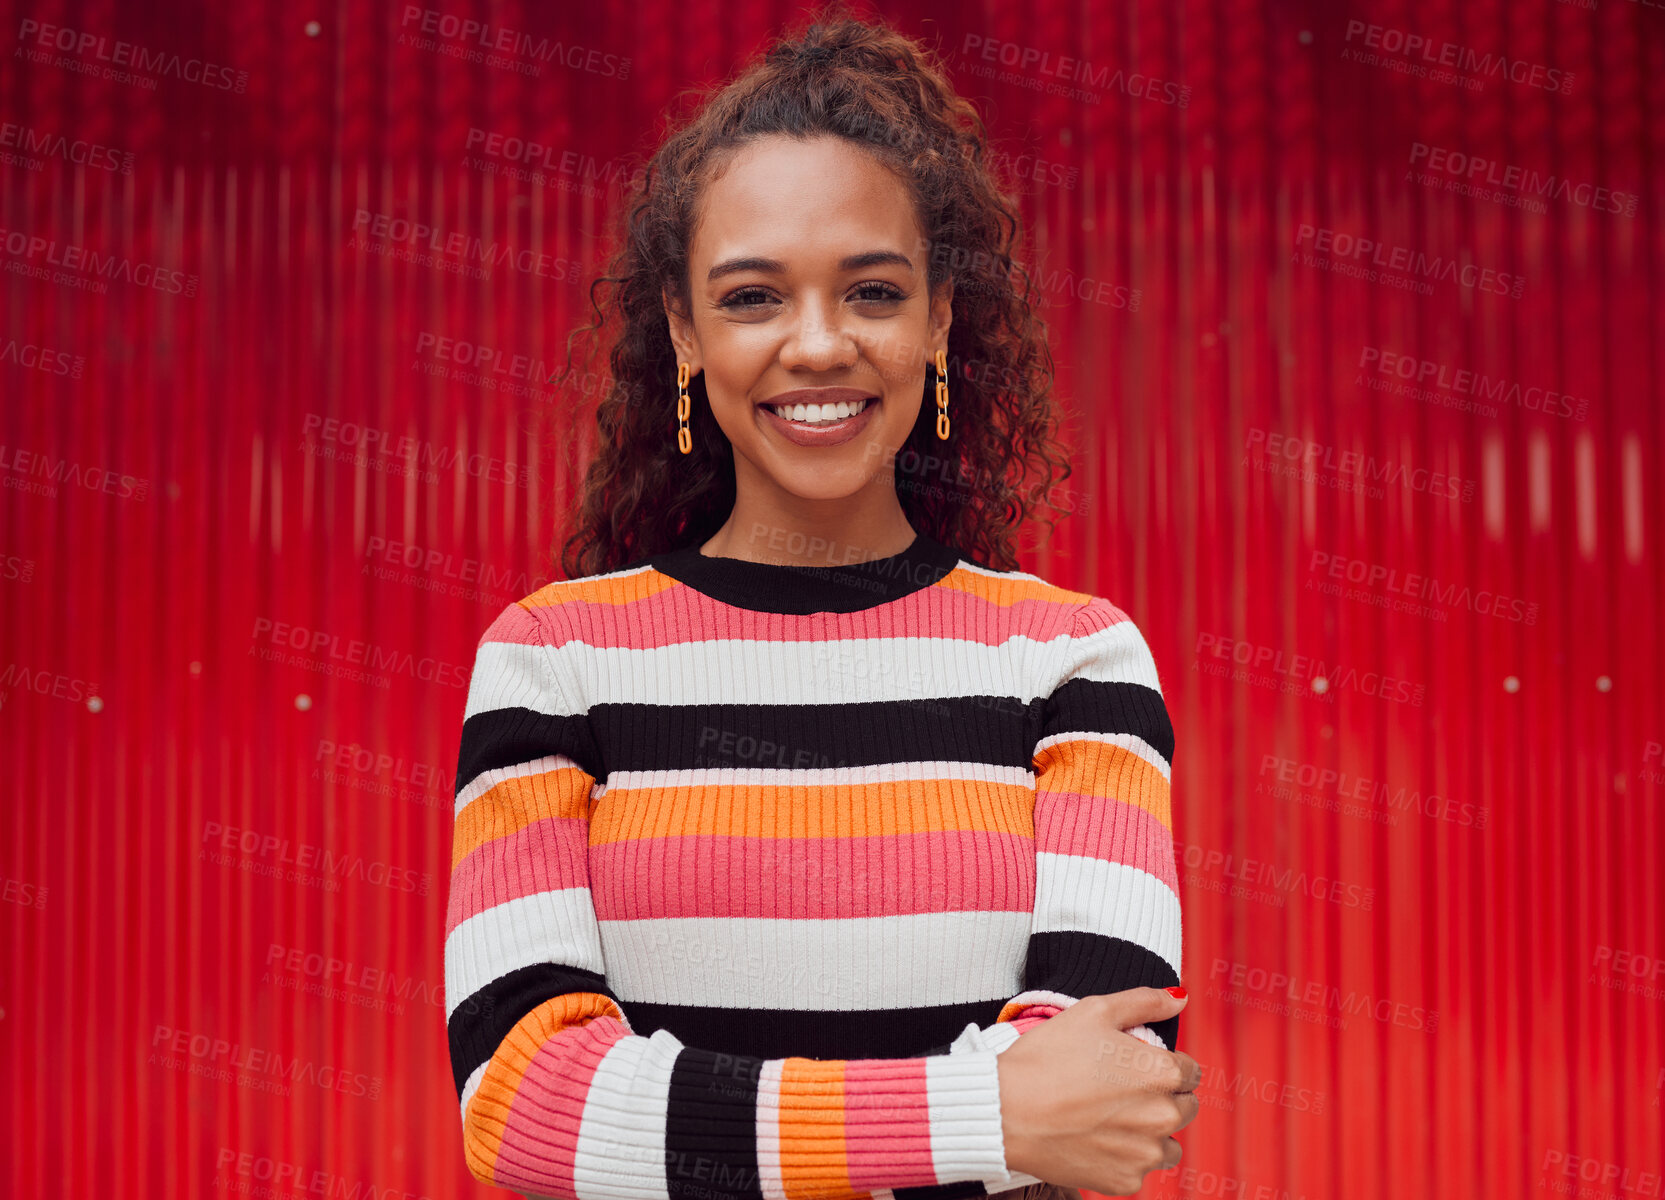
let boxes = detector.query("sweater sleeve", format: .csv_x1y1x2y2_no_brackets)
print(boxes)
445,600,1024,1200
928,596,1182,1062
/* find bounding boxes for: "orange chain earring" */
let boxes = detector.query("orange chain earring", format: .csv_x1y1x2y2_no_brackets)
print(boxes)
934,347,950,440
676,361,692,455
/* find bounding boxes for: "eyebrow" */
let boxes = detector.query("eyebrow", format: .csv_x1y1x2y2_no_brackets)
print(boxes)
706,249,915,283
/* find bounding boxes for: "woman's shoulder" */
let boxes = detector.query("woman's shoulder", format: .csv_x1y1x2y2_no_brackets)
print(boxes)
938,543,1140,640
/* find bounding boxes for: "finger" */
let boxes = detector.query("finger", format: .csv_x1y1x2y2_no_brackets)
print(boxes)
1161,1135,1185,1171
1172,1091,1201,1132
1172,1051,1202,1093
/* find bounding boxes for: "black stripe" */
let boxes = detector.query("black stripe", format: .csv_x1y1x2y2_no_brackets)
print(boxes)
591,696,1043,774
894,1183,996,1200
1044,679,1174,764
666,1045,766,1200
454,704,606,795
647,533,964,615
446,962,616,1098
1023,930,1181,1051
622,996,1008,1063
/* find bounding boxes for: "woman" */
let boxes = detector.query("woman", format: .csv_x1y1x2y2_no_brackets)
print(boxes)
444,13,1198,1200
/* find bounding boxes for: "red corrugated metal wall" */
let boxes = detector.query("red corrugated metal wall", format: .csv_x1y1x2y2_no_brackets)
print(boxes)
2,1,1661,1197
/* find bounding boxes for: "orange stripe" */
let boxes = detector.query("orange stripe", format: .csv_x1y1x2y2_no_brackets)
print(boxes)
452,765,595,869
526,561,1095,612
461,992,625,1181
934,565,1092,608
523,569,681,609
590,774,1037,843
776,1058,851,1194
1033,738,1172,829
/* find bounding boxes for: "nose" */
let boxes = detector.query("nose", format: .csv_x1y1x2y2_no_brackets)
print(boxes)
779,297,857,373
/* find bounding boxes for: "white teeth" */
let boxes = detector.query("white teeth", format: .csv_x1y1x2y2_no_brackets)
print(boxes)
770,397,870,424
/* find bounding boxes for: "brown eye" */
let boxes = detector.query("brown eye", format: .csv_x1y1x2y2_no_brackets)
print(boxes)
852,282,905,303
718,287,776,309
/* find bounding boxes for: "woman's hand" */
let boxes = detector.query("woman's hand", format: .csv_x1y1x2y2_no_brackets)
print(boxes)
995,987,1200,1197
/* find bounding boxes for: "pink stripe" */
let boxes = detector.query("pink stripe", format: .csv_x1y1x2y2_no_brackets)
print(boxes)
445,816,590,938
838,1058,936,1189
479,599,544,646
589,829,1036,920
489,1017,630,1194
1034,791,1180,894
545,583,1127,651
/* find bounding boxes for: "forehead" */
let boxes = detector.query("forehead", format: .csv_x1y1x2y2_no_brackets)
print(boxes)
689,135,921,275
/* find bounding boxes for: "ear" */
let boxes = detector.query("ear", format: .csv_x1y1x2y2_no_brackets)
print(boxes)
928,275,954,360
662,284,701,376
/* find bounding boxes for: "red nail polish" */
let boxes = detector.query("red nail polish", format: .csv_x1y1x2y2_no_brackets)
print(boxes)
1165,985,1187,999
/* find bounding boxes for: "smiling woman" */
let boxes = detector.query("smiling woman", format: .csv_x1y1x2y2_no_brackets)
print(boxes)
550,8,1074,577
444,9,1196,1200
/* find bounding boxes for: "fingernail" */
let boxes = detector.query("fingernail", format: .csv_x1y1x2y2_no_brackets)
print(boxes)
1165,985,1187,1000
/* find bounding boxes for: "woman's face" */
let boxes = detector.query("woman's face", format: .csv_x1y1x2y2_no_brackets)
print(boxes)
664,133,952,506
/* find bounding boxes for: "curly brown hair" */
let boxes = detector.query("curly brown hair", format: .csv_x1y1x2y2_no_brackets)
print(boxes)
551,5,1076,579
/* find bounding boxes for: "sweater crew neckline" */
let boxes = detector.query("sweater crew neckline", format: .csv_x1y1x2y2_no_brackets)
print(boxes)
647,531,964,614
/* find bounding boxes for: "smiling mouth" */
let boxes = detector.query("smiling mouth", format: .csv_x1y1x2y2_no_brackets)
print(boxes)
764,397,875,425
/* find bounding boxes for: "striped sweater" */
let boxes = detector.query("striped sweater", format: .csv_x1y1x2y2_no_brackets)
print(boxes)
444,531,1181,1200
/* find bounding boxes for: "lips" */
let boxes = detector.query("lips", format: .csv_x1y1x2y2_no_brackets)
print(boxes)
756,388,882,448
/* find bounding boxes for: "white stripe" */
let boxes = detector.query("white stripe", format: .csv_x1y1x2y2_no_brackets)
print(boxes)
598,911,1030,1010
458,1058,489,1130
465,639,573,719
923,1051,1010,1181
1032,729,1171,780
445,889,606,1019
1032,852,1182,974
455,753,594,817
593,759,1033,800
572,1029,679,1200
755,1058,786,1200
555,635,1070,707
1062,619,1164,692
